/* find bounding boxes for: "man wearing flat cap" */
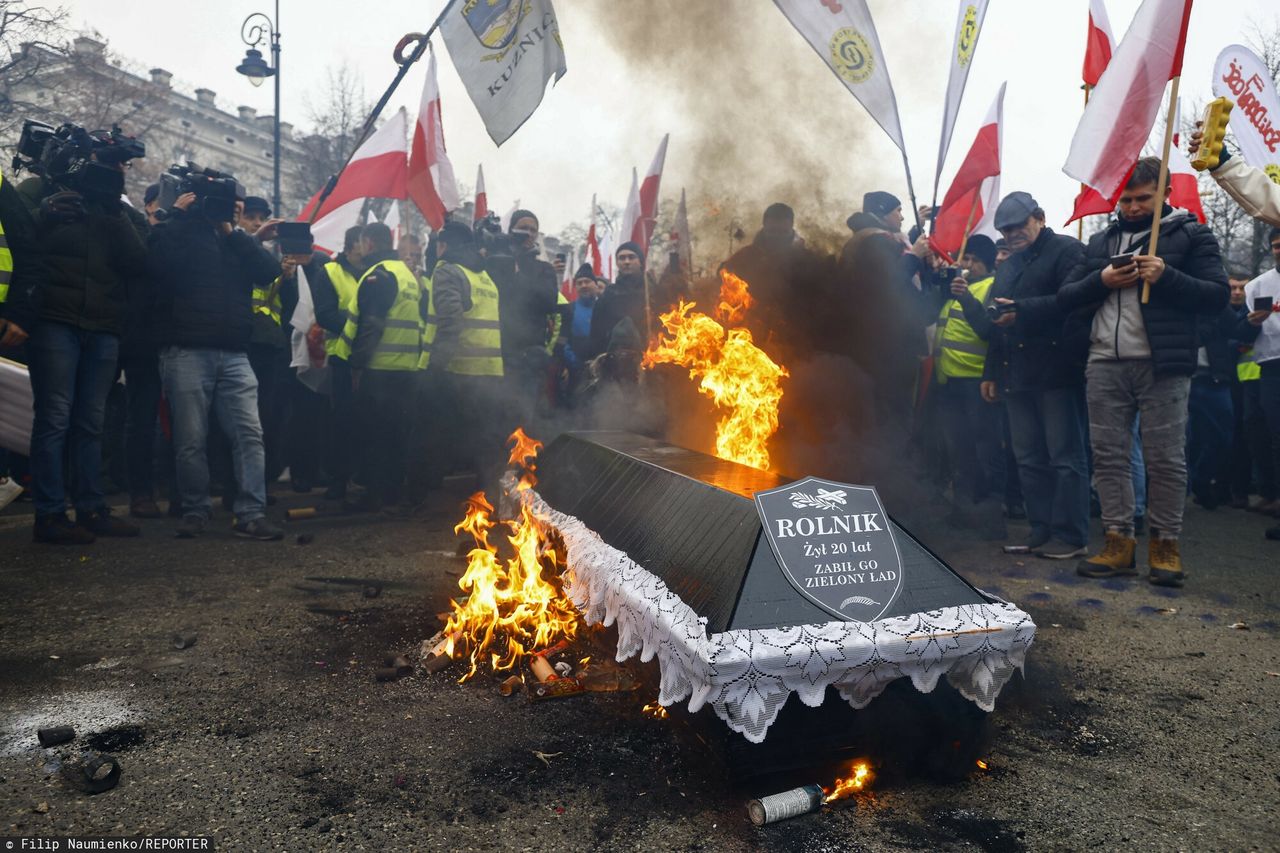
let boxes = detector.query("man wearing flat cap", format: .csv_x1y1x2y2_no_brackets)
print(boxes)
982,191,1089,561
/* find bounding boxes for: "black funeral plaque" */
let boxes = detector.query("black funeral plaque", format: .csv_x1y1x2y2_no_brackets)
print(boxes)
754,477,905,622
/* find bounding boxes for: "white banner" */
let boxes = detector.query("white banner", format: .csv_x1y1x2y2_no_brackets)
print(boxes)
440,0,567,146
772,0,905,152
1212,45,1280,182
935,1,991,196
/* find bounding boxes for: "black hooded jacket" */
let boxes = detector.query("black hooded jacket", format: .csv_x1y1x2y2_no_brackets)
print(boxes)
1058,207,1229,378
147,212,282,352
586,271,647,360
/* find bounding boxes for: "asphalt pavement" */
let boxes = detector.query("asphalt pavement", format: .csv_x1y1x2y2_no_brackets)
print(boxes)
1,482,1277,852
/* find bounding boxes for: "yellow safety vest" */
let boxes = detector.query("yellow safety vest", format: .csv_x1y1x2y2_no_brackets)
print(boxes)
322,260,360,357
935,276,995,382
251,281,282,326
0,171,13,306
417,263,442,370
421,264,503,377
1238,346,1261,382
334,259,424,372
547,289,570,355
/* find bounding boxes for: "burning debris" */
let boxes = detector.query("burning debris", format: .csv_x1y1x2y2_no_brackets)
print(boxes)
644,269,788,471
746,760,874,826
641,701,669,720
431,430,581,682
823,760,873,803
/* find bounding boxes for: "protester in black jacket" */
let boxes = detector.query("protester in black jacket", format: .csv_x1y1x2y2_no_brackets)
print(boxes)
981,191,1089,561
1185,305,1244,510
1060,158,1229,587
586,241,648,361
17,172,148,544
148,193,283,541
484,209,559,429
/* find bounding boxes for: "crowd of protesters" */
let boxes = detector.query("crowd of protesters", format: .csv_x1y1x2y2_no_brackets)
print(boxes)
1,130,1278,591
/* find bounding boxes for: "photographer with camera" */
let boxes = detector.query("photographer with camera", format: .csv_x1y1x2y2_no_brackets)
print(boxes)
14,123,148,544
147,165,284,541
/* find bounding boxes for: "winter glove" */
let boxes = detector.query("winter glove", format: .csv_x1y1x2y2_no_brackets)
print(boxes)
40,190,86,224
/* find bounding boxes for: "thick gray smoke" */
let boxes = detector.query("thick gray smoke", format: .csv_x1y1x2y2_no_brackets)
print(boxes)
578,0,945,254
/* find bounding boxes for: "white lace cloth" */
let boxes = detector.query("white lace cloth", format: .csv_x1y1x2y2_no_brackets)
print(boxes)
522,488,1036,744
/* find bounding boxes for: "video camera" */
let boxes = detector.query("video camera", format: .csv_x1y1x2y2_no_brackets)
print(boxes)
474,212,513,257
12,120,145,202
154,162,242,224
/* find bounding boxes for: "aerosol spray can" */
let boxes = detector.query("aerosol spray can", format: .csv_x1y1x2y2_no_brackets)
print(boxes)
746,784,825,826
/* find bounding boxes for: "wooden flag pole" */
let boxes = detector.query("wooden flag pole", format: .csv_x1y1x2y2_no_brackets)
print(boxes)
1077,85,1092,242
1142,75,1181,304
956,191,982,268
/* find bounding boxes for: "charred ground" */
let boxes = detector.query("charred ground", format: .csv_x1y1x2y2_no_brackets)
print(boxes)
0,487,1276,851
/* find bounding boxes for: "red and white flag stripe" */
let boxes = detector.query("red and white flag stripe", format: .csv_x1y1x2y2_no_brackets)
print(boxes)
1082,0,1115,87
931,82,1005,260
474,164,488,222
1064,0,1193,209
407,51,459,230
636,134,669,252
299,108,408,222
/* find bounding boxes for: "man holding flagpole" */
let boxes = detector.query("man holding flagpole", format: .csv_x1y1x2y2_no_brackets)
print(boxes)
1061,158,1228,588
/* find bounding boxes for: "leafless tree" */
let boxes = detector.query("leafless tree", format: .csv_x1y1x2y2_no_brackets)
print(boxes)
0,1,68,142
294,62,371,198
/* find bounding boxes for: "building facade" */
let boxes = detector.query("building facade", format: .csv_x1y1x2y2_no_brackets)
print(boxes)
8,36,311,213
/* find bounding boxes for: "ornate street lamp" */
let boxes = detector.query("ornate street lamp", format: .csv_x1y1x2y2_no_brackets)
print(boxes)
235,1,281,215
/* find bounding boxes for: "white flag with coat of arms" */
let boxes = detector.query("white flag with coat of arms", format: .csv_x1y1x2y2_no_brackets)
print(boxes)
772,0,905,152
440,0,567,146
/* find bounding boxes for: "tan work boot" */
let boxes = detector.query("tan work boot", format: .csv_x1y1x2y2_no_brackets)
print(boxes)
1076,530,1138,578
1148,537,1184,587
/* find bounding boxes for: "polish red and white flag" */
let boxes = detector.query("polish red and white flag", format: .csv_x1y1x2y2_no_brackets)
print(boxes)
636,134,669,252
618,167,640,250
473,164,488,222
1082,0,1115,87
300,108,408,222
407,51,459,230
1064,0,1194,208
930,82,1005,261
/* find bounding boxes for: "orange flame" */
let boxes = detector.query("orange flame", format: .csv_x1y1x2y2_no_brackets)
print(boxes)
976,759,989,771
643,269,787,471
642,702,670,720
507,428,543,492
822,761,873,803
442,430,579,681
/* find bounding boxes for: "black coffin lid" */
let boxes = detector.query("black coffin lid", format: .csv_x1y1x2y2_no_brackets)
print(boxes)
535,431,988,634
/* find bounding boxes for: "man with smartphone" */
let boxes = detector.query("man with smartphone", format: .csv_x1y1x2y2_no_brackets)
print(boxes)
1235,227,1280,542
1060,158,1230,586
981,191,1088,560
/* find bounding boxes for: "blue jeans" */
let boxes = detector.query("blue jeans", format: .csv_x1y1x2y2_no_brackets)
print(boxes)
1006,386,1090,547
159,346,266,522
1130,418,1147,518
27,322,120,517
1186,376,1234,499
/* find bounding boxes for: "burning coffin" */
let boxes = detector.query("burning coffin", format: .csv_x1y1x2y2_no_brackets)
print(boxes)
519,430,1035,747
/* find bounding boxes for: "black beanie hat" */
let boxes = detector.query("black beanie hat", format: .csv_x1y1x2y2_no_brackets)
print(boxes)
507,209,538,231
862,191,902,218
616,241,645,263
574,262,595,281
962,234,997,271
